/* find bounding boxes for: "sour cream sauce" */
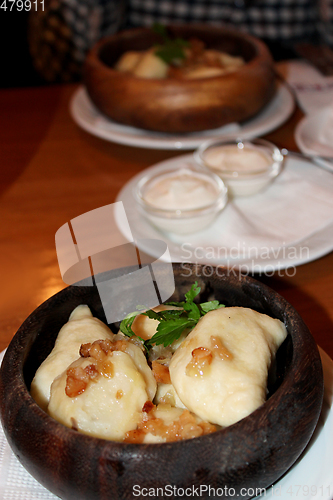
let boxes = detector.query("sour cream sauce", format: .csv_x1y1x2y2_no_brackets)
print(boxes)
143,168,219,211
200,143,279,197
203,145,271,174
138,166,227,234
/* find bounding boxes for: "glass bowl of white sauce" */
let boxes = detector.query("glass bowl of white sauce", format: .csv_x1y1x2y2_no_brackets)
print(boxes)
194,138,284,197
135,163,228,235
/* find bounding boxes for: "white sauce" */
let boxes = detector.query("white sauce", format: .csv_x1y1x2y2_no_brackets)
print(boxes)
199,144,282,197
143,168,219,211
203,145,271,174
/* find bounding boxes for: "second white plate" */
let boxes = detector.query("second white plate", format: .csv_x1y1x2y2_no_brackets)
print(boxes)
70,84,294,150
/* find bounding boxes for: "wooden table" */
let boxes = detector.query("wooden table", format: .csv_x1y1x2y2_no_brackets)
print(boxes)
0,80,332,363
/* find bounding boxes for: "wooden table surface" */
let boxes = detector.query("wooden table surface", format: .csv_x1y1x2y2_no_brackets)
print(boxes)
0,78,332,362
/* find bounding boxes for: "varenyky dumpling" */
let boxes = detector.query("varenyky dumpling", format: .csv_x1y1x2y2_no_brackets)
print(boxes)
115,48,169,79
31,305,156,411
169,307,287,427
30,305,114,410
48,351,151,440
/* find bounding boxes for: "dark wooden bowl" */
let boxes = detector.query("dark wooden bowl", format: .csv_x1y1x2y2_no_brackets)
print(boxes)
83,25,277,133
0,264,323,500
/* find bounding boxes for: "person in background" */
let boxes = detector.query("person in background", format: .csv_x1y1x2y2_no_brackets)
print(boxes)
15,0,333,84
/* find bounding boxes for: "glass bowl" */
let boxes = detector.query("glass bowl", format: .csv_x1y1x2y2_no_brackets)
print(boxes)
134,163,228,235
194,138,284,197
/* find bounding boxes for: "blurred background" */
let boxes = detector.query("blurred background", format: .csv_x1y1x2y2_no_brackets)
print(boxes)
2,0,333,88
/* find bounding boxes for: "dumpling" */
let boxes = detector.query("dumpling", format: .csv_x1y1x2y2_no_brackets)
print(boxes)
115,49,168,78
30,305,114,410
169,307,287,427
115,51,142,72
129,49,169,79
48,351,150,440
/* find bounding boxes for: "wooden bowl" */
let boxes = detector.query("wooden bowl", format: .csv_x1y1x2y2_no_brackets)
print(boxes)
0,264,323,500
83,25,277,133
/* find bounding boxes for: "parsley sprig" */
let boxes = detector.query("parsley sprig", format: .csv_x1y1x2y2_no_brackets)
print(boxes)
152,22,189,65
119,282,224,349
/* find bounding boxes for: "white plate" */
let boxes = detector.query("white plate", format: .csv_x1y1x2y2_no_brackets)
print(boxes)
115,155,333,272
0,347,332,499
258,347,333,500
70,84,294,150
295,109,333,173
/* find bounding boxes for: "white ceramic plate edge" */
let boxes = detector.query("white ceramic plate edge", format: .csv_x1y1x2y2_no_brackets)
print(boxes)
261,347,333,500
70,84,294,150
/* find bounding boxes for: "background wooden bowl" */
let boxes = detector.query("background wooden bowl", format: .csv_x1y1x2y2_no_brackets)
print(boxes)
0,264,323,500
83,25,277,133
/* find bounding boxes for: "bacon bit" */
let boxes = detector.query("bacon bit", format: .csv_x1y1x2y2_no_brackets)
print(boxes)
84,364,99,379
185,347,213,378
123,405,216,443
65,367,88,397
142,401,155,414
116,390,123,400
123,428,146,444
98,339,115,353
65,364,100,397
142,417,168,436
210,336,233,360
112,340,128,353
80,339,128,360
151,360,171,384
100,359,114,378
199,421,217,434
87,342,107,363
80,343,92,357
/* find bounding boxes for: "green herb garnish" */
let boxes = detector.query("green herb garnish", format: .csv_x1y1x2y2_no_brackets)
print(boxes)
152,22,189,65
119,310,141,338
119,282,224,349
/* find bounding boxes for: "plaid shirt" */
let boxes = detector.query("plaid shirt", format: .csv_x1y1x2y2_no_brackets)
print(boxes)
28,0,333,81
